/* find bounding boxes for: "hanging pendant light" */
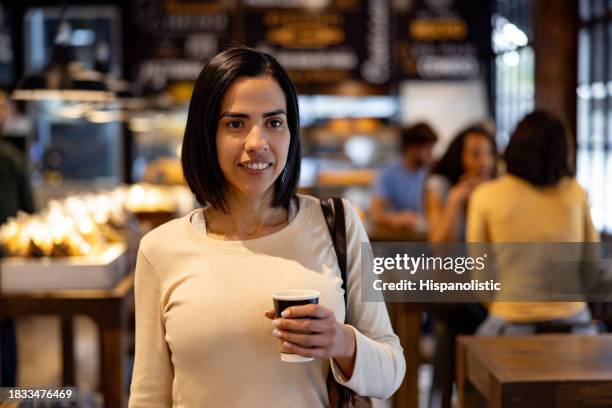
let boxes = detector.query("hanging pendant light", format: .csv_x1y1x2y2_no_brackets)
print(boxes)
12,4,115,102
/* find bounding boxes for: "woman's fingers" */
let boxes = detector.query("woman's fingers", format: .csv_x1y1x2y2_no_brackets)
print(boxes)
265,305,333,322
282,341,330,359
274,329,333,348
282,304,333,319
269,305,341,359
274,316,335,334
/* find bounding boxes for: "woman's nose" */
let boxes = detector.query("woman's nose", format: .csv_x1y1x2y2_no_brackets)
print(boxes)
244,125,269,153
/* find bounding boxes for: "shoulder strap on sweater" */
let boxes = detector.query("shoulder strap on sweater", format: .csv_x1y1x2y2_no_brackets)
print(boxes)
320,198,347,305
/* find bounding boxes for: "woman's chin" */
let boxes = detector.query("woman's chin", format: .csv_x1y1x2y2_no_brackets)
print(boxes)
232,185,276,201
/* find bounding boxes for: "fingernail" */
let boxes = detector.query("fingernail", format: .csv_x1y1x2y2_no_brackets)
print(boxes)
273,329,282,338
272,319,280,327
283,341,292,349
281,310,289,318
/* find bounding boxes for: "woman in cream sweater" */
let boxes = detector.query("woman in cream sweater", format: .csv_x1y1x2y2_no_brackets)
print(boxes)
128,47,405,407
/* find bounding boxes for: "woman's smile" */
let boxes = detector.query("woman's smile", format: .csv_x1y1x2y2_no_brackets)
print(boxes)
238,160,274,175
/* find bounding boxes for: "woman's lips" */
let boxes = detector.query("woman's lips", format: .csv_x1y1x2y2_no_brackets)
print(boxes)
238,162,272,176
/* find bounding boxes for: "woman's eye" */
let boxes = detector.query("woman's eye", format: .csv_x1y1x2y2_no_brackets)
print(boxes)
226,120,243,129
267,118,283,128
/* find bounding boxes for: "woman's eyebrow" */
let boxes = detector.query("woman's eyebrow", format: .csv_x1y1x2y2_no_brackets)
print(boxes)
220,112,249,119
262,109,287,118
219,109,286,119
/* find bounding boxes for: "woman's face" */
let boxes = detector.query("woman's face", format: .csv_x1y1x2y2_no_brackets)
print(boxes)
461,132,495,178
216,75,291,202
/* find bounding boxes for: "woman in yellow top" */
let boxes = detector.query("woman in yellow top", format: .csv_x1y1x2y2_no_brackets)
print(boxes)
467,110,599,335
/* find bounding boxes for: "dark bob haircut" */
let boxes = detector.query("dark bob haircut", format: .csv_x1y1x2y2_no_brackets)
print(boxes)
181,46,301,212
431,125,497,186
400,122,438,150
504,110,573,187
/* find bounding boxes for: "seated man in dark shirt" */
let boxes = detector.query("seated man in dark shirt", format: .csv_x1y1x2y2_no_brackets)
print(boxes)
0,90,34,386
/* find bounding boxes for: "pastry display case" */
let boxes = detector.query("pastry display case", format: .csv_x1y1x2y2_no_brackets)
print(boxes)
0,183,195,292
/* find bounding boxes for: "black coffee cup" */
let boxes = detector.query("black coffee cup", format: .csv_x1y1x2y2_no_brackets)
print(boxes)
271,290,320,362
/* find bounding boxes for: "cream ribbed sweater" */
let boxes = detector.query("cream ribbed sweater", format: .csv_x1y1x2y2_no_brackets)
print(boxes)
129,194,405,408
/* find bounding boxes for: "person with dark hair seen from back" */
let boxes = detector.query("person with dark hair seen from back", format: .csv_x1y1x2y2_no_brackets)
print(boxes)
129,47,405,407
0,90,35,387
424,124,497,408
370,123,437,231
468,110,599,335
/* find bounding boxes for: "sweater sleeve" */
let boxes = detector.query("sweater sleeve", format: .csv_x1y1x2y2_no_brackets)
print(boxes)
129,248,173,407
329,199,406,399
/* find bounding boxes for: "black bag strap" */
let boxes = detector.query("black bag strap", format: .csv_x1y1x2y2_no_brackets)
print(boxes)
320,197,348,306
321,197,354,406
321,198,372,407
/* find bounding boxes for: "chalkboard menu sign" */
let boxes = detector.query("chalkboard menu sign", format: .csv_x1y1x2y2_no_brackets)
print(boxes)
131,0,233,90
392,0,491,80
242,0,391,87
125,0,491,91
0,5,13,87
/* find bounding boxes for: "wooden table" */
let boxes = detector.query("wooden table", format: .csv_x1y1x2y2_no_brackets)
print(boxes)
0,273,134,408
457,335,612,408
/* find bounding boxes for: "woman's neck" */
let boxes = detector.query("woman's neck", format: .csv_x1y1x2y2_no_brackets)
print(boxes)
204,193,289,240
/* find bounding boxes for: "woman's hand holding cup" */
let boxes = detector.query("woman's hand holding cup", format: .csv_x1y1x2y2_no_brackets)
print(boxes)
265,298,357,378
265,304,355,360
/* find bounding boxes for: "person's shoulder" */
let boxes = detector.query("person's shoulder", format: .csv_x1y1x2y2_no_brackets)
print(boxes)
0,141,24,168
426,173,448,184
295,193,319,214
298,193,363,226
379,162,404,177
557,177,589,199
470,176,510,203
561,177,585,191
139,212,193,256
425,173,450,193
479,176,503,189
